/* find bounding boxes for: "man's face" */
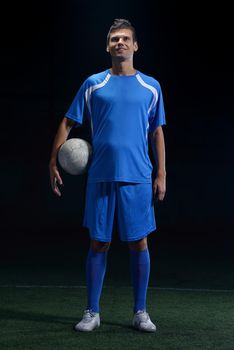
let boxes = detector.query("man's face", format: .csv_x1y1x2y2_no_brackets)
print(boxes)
106,28,138,60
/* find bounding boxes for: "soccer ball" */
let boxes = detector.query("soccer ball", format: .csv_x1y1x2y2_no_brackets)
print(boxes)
58,138,92,175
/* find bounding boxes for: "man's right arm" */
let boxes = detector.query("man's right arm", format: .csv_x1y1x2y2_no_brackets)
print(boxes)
49,117,76,196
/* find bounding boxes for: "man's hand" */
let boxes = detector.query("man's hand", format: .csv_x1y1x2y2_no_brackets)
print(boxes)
49,164,64,197
153,174,166,202
48,117,75,197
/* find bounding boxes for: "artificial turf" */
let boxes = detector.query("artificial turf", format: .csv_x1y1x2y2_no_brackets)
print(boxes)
0,285,234,350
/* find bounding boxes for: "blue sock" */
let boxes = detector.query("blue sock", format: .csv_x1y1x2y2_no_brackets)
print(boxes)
86,248,108,313
130,248,150,313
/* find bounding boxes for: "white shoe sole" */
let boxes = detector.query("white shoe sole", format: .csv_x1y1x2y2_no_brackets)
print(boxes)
74,323,100,332
133,324,156,332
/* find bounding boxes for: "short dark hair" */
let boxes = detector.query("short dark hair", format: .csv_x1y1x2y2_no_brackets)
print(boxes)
106,18,137,44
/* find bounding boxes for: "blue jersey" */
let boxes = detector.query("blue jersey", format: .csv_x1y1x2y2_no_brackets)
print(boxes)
65,69,166,183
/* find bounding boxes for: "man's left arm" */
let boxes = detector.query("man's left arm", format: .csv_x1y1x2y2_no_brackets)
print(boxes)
150,126,166,202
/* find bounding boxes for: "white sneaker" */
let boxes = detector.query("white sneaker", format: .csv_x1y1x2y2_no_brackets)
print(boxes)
74,309,100,332
133,310,157,332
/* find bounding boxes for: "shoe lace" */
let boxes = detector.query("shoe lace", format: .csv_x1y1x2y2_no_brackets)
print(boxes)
136,310,149,322
83,309,96,320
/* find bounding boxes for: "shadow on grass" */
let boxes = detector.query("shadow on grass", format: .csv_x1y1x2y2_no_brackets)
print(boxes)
0,307,77,325
101,320,133,330
0,308,150,334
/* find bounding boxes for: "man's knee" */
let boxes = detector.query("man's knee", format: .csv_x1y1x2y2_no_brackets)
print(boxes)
90,239,111,252
128,237,148,251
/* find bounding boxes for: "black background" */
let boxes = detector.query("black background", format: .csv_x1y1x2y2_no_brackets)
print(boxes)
1,0,233,265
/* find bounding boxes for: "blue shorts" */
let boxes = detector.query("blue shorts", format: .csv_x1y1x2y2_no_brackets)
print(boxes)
83,182,156,242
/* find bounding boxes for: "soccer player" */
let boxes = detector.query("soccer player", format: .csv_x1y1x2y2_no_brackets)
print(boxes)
49,18,166,332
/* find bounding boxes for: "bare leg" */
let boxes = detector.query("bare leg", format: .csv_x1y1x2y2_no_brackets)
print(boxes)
128,237,148,251
90,239,111,252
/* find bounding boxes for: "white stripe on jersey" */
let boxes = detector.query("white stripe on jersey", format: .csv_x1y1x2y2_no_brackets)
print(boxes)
85,73,111,114
85,73,111,135
136,74,158,114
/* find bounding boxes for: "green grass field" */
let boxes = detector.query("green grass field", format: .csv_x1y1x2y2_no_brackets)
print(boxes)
1,253,234,350
0,286,234,350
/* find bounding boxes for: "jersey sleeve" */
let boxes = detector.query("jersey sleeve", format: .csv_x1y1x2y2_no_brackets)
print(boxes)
148,84,166,133
65,80,90,128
